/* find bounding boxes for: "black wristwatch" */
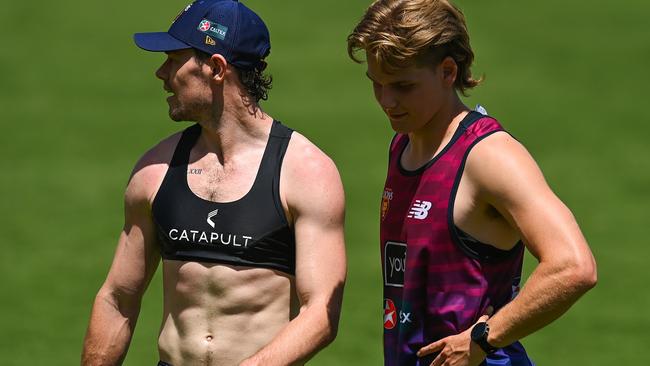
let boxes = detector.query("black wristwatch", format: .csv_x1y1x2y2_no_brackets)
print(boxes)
470,322,498,354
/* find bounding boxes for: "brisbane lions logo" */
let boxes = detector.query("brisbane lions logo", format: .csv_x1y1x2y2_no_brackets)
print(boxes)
381,188,393,221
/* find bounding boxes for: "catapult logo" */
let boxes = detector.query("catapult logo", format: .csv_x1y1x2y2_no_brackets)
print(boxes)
166,208,254,248
206,208,219,228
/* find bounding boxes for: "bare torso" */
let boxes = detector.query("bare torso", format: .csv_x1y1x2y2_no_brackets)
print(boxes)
149,120,300,365
158,262,298,365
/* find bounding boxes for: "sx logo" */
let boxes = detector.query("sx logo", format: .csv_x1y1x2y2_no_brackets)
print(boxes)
399,310,411,324
384,299,413,329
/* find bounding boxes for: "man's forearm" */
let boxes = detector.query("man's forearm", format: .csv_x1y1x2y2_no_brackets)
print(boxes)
486,259,596,347
240,301,339,366
81,293,139,365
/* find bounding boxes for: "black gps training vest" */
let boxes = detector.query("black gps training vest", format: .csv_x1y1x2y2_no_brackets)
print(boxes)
152,121,296,275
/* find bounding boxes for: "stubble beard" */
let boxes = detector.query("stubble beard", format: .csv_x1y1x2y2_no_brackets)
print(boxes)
168,98,209,122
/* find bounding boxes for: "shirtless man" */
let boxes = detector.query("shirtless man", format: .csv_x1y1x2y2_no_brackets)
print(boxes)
81,1,346,365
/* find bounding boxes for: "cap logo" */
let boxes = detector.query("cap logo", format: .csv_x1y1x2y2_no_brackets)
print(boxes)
199,20,211,32
197,18,228,40
205,35,216,46
173,3,193,23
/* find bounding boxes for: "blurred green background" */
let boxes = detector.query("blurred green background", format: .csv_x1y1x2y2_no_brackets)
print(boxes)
1,0,649,364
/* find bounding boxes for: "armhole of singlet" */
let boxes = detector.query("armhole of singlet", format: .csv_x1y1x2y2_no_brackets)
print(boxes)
447,129,523,262
271,121,294,226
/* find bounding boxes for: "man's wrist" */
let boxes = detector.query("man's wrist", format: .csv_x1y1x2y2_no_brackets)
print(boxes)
485,320,507,348
471,322,498,354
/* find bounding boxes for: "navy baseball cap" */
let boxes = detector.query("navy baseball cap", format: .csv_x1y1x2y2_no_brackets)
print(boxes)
134,0,270,70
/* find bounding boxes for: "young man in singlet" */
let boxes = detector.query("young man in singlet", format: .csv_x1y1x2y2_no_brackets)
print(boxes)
81,1,346,365
348,1,596,365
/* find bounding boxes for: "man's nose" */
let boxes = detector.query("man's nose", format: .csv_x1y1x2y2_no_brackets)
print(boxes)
378,88,398,110
155,59,169,81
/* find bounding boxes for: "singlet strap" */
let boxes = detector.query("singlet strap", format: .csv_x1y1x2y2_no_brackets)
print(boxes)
254,120,293,221
458,110,487,131
254,120,293,181
169,124,201,169
168,122,293,185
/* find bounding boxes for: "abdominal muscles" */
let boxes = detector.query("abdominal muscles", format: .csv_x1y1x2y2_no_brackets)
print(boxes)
158,260,296,366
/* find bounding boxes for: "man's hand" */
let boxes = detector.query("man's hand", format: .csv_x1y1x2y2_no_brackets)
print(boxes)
417,315,489,366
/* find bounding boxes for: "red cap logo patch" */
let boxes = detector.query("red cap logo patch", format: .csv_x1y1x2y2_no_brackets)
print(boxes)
199,20,211,31
384,298,397,329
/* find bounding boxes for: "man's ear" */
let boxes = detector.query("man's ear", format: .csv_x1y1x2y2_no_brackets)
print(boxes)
439,56,458,87
209,53,228,83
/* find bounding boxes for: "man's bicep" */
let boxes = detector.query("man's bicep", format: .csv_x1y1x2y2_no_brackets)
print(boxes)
293,218,346,304
471,134,590,261
102,175,161,300
291,158,346,306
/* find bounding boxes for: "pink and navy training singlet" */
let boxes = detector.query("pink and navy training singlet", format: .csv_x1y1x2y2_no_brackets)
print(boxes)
380,111,534,366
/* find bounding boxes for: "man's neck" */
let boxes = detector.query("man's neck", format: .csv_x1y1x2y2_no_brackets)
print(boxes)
195,100,274,164
404,96,469,169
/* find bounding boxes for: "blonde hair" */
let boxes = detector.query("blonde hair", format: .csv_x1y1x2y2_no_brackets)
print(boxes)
347,0,481,95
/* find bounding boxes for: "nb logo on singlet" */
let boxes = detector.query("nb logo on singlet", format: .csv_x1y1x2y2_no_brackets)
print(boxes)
206,209,219,228
407,200,431,220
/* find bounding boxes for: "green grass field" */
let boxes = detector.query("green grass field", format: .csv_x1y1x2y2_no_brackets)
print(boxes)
1,0,649,364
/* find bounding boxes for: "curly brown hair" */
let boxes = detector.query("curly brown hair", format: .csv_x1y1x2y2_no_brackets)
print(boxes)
194,49,272,102
347,0,481,96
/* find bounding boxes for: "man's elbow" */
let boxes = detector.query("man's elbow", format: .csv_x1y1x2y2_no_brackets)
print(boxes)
569,255,597,294
313,302,342,346
95,285,143,319
310,306,339,347
323,318,339,345
580,262,598,291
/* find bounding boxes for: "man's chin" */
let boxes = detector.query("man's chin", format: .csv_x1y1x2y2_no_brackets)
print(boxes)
169,113,184,122
169,108,190,122
168,102,204,122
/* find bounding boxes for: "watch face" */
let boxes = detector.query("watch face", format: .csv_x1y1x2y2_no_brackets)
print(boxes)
471,322,488,340
471,322,497,354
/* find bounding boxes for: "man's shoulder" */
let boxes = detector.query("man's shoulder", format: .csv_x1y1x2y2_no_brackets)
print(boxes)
281,130,345,225
284,131,339,178
126,129,185,204
465,131,531,176
134,130,185,171
282,130,343,197
464,130,546,202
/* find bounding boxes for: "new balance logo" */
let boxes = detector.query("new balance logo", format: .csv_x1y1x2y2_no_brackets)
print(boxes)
206,209,219,228
407,200,431,220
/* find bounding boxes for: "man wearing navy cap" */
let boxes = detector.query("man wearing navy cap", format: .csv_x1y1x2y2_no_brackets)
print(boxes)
81,1,346,365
